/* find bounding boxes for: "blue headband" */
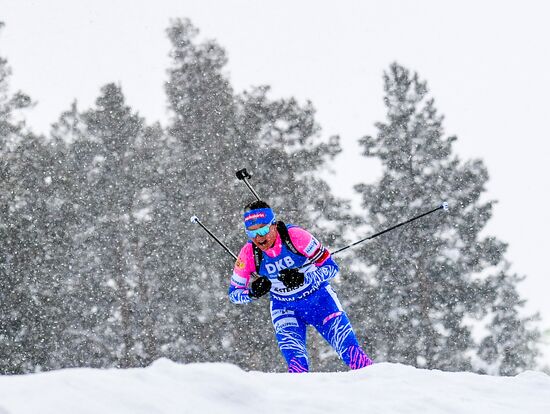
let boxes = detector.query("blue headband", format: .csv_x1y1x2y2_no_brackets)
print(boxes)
243,208,275,228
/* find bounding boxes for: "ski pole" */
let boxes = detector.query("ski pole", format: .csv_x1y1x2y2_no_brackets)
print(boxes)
236,168,262,201
190,215,238,261
190,215,262,282
331,202,449,255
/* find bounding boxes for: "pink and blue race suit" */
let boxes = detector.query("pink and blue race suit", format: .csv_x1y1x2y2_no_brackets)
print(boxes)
229,224,373,372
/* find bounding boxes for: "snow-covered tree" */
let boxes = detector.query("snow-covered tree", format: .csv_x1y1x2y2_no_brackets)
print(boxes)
0,22,70,373
478,265,540,375
348,63,539,373
59,84,166,368
162,18,350,371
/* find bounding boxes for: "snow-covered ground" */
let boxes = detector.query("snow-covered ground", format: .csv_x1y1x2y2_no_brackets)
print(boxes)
0,359,549,414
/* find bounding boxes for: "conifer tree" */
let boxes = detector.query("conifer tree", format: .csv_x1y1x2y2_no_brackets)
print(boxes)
162,18,350,371
47,85,166,368
0,22,69,373
349,63,539,373
478,264,540,375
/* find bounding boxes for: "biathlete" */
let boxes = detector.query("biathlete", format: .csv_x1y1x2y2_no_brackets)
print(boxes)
228,200,373,373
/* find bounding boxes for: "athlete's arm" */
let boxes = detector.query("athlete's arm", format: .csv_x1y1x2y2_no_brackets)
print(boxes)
287,227,339,284
228,243,256,304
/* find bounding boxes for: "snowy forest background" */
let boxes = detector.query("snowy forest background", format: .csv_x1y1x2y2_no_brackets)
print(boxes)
0,18,542,376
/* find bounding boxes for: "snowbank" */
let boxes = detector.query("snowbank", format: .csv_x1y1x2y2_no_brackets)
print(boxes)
1,359,549,414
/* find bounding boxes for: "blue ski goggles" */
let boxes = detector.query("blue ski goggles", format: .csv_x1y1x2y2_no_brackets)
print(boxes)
245,223,273,239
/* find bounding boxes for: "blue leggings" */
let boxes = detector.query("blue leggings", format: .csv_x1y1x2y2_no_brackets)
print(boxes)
270,285,372,373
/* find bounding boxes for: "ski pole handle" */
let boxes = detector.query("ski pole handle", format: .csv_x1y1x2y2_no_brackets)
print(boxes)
235,168,262,201
235,168,252,181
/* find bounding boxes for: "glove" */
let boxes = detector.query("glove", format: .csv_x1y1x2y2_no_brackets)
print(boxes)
249,277,272,299
278,268,305,289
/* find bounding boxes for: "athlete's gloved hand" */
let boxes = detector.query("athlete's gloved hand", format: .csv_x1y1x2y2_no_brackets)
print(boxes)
249,277,272,299
278,268,305,289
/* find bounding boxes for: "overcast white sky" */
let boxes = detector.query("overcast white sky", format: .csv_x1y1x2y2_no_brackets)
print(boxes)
2,0,549,358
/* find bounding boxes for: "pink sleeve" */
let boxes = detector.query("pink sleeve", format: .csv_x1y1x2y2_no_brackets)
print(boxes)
230,243,256,288
287,227,330,265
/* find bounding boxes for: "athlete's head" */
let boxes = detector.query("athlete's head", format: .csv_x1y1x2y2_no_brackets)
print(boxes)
243,200,277,251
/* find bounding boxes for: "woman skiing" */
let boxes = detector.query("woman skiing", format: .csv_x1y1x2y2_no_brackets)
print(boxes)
229,200,373,373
